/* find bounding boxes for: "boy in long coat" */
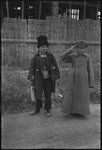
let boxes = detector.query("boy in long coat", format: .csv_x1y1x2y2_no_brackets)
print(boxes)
28,35,60,117
60,40,94,116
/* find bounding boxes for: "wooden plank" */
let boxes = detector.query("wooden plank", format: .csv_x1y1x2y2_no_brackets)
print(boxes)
39,1,41,19
84,1,86,20
22,1,24,19
58,1,97,7
6,1,9,18
96,1,99,19
1,39,100,46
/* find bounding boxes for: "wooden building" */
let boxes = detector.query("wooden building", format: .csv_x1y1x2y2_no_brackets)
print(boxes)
1,0,101,21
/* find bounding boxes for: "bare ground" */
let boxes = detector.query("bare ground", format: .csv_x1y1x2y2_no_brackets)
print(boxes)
2,104,100,149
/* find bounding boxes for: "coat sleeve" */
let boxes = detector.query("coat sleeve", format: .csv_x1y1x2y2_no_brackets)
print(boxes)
51,54,60,77
50,54,60,93
60,49,74,63
87,55,94,88
28,55,36,81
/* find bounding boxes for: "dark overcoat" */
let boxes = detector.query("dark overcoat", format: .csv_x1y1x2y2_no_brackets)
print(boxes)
60,50,94,115
28,51,60,99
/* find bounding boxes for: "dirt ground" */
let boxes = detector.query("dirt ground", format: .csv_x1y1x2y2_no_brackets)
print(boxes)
2,104,100,149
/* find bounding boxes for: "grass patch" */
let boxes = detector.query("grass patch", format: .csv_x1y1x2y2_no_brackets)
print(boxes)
1,65,100,114
2,65,34,114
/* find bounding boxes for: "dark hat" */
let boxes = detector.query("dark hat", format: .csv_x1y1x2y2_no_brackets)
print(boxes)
37,35,49,48
76,40,88,48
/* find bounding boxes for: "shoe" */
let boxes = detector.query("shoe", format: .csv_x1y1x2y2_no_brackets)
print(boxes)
67,114,72,118
46,110,52,117
30,108,40,116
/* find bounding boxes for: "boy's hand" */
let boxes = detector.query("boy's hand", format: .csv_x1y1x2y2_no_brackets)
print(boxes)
31,75,34,80
30,76,34,85
66,44,77,52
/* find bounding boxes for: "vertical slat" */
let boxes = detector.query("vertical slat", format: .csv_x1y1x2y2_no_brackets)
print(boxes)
83,0,86,20
69,1,71,10
39,1,41,19
1,1,3,23
96,1,99,19
22,1,24,19
6,0,9,18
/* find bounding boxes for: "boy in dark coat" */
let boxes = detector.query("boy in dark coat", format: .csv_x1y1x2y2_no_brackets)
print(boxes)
28,35,60,117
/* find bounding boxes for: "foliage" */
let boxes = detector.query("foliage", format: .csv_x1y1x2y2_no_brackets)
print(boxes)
2,65,33,113
1,65,100,114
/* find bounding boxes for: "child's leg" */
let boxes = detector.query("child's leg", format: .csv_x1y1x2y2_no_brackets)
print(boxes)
43,78,52,111
36,98,43,109
30,90,43,115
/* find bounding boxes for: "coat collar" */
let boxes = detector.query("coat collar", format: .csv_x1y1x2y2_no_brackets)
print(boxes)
35,50,51,56
76,52,87,57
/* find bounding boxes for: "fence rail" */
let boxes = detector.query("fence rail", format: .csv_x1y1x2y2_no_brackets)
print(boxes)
1,39,100,46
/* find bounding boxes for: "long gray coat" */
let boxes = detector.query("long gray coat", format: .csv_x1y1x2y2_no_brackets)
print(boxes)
60,50,94,115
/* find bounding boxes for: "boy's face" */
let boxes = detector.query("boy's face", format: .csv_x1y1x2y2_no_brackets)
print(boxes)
77,46,85,53
39,45,48,54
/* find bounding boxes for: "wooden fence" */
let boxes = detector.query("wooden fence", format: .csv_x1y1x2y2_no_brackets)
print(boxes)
1,17,100,74
1,17,100,41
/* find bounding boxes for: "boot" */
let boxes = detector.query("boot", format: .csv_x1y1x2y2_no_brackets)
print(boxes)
30,107,40,116
46,110,52,117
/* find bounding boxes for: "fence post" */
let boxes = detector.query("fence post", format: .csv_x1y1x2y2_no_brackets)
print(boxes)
22,1,24,19
6,1,9,18
69,1,71,11
51,1,59,16
83,0,86,20
96,1,99,20
39,1,41,19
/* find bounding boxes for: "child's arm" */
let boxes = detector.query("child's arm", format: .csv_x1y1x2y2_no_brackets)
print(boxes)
28,55,36,83
51,54,60,75
60,45,76,63
87,56,94,88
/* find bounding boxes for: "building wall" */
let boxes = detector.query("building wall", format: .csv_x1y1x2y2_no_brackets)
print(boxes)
1,1,100,20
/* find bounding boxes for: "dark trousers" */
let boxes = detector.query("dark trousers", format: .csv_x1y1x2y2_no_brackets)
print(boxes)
36,78,52,111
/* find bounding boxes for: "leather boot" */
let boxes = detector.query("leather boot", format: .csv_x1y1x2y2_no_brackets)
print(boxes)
30,107,40,116
46,110,52,117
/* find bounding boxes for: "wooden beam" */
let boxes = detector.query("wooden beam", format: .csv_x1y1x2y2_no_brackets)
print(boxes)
1,39,100,46
68,1,72,18
22,1,24,19
6,1,9,18
69,1,71,10
84,1,86,20
59,1,97,7
96,1,99,19
39,1,41,19
1,1,3,23
41,1,99,7
51,1,59,16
